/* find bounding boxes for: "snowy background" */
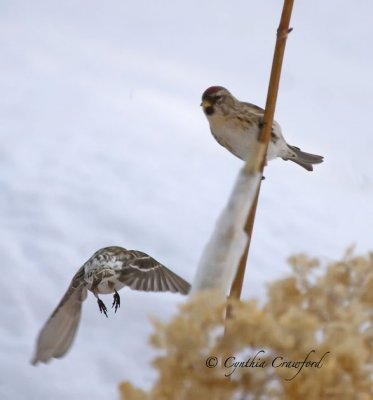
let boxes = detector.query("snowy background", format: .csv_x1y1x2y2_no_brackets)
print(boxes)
1,0,372,398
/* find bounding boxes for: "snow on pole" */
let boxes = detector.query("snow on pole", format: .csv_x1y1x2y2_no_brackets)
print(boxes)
190,168,262,296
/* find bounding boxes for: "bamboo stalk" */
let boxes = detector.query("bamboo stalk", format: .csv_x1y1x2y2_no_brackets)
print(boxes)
228,0,295,303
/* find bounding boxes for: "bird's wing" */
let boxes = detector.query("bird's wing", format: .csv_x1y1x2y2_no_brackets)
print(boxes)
242,101,285,141
243,101,264,114
31,266,88,365
117,250,191,295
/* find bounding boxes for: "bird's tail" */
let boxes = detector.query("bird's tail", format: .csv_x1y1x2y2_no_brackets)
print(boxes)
284,145,324,171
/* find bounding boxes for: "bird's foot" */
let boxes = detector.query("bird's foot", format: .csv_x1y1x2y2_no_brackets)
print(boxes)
112,290,120,313
97,298,108,318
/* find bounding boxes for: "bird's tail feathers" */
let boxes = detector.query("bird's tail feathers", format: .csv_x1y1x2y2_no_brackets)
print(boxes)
284,145,324,171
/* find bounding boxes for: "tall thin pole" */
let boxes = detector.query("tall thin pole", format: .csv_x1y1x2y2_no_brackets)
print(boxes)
228,0,295,303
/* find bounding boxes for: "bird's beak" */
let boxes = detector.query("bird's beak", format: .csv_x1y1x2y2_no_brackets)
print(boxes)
200,99,212,108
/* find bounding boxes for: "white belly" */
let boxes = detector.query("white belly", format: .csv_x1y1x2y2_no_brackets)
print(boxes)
84,263,126,294
209,116,288,161
95,278,126,294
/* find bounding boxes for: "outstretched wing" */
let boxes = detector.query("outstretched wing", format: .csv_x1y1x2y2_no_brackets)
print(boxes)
31,267,88,365
117,250,191,295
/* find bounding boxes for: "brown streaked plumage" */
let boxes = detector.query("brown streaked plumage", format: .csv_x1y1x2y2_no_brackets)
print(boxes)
201,86,324,171
31,246,190,365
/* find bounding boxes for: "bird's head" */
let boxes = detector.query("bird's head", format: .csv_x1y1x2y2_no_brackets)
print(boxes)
200,86,233,116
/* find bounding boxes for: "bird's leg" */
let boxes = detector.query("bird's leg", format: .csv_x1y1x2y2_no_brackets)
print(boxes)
112,289,120,313
97,298,108,317
93,291,108,318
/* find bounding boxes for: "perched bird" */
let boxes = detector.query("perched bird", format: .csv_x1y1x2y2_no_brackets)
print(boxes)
201,86,323,171
31,246,190,365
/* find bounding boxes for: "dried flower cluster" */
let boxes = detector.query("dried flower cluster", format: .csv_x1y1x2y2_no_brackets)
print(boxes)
120,251,373,399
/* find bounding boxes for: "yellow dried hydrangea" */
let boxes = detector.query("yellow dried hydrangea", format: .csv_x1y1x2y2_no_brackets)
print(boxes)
120,252,373,400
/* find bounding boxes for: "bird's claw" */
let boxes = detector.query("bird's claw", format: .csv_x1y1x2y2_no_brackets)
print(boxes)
112,291,120,313
97,298,108,318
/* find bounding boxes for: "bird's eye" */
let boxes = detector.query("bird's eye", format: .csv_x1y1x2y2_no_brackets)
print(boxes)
214,95,222,102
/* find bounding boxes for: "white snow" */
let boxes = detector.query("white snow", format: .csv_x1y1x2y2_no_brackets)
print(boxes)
191,169,261,295
1,0,373,399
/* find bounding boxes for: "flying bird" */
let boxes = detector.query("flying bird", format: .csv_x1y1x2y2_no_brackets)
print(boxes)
201,86,324,171
31,246,190,365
